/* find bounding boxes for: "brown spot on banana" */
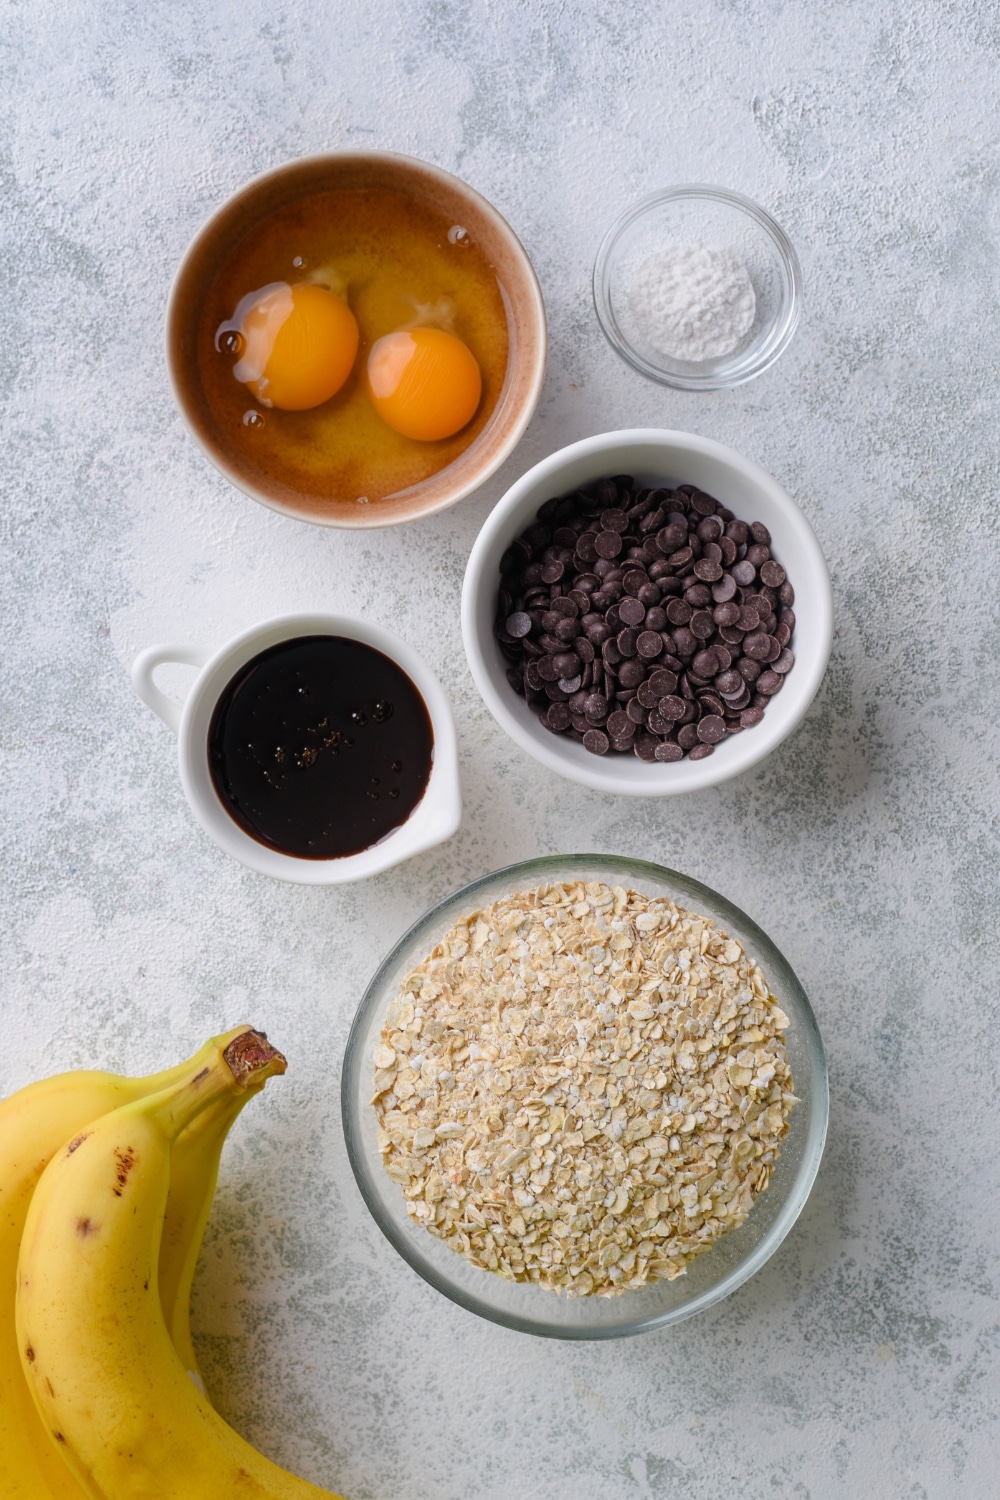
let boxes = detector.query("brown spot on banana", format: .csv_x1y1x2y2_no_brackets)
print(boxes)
112,1145,136,1196
65,1133,90,1155
24,1345,35,1363
76,1216,97,1236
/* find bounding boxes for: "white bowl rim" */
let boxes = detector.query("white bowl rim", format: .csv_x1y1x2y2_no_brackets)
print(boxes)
462,428,832,796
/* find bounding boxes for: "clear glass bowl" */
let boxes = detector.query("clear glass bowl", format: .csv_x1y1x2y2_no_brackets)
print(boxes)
342,854,828,1340
593,186,802,390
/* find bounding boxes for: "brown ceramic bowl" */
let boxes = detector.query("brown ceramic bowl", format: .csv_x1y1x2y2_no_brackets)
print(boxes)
167,151,547,528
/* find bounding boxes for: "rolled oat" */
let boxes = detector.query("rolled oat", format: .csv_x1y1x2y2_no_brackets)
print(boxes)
373,881,795,1297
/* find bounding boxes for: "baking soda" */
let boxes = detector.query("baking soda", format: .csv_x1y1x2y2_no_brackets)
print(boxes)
629,242,755,363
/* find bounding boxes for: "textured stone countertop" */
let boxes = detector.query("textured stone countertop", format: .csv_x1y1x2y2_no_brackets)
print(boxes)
2,3,998,1497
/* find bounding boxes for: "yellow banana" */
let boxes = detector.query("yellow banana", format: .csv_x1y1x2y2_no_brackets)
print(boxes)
0,1028,251,1496
160,1089,249,1395
17,1028,346,1500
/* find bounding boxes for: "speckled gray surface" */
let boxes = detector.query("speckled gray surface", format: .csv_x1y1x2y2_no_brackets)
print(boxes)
2,2,999,1496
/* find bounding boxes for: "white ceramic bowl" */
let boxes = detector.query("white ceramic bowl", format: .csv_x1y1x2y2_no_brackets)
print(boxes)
462,430,832,795
132,613,461,883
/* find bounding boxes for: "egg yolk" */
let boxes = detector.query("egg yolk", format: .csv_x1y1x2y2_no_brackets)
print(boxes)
228,282,359,411
366,327,482,441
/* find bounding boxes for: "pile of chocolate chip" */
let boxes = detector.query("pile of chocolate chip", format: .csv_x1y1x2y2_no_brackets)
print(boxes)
494,476,796,761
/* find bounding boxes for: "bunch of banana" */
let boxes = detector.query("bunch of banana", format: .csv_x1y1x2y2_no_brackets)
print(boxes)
2,1026,345,1499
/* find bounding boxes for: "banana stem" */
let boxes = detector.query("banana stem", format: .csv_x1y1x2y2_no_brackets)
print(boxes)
152,1030,287,1143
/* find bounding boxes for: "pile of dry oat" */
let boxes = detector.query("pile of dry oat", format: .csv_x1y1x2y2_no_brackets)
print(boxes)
373,881,796,1297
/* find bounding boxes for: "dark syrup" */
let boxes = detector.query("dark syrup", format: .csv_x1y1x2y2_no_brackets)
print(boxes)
208,636,433,859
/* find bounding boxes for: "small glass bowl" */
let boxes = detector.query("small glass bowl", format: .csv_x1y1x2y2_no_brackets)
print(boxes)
342,854,828,1340
593,186,802,390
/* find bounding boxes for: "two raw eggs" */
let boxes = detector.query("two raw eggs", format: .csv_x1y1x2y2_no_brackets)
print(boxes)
169,153,547,525
197,182,510,508
218,280,482,443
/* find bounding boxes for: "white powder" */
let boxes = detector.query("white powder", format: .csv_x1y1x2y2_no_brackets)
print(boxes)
629,242,756,363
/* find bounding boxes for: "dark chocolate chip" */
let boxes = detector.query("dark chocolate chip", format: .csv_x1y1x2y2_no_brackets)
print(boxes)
583,728,610,755
648,668,679,698
743,632,771,661
713,601,741,627
684,583,713,608
697,715,726,744
632,734,658,761
697,692,726,717
607,710,635,739
658,695,686,721
618,659,645,689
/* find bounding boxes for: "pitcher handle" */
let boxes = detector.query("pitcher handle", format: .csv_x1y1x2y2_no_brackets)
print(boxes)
131,644,209,736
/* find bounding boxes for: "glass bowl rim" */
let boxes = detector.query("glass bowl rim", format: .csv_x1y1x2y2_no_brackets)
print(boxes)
342,852,829,1340
592,184,803,391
